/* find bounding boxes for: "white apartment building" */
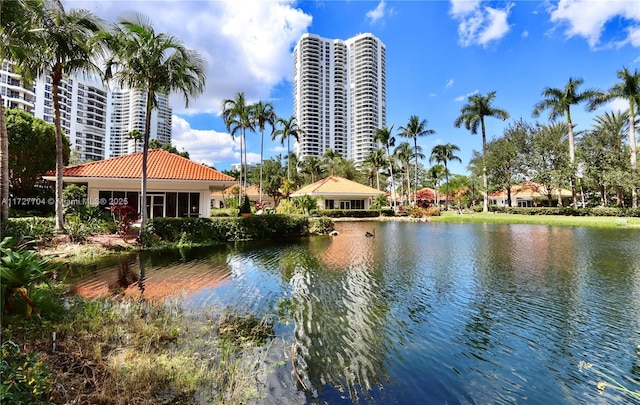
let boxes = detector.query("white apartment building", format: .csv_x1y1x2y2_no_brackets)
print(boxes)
293,33,386,166
1,59,172,162
109,89,172,158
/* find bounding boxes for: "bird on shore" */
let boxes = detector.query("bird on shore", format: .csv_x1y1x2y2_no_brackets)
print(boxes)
365,229,375,237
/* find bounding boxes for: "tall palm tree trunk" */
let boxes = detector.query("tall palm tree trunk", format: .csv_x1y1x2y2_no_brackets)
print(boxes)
52,70,65,233
567,118,578,209
629,110,637,208
139,90,154,240
387,147,396,209
259,129,264,201
481,121,488,213
414,138,418,205
0,99,8,223
444,163,449,210
286,136,291,181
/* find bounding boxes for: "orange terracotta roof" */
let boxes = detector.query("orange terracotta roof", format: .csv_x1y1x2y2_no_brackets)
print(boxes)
489,181,571,197
48,149,235,181
292,176,385,196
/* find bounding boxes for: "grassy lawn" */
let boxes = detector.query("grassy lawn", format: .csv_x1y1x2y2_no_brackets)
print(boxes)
430,211,640,228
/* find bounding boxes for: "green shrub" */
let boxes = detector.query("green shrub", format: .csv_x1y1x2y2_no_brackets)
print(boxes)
147,215,309,244
310,216,335,234
314,209,389,218
1,217,55,243
0,237,59,317
0,341,53,404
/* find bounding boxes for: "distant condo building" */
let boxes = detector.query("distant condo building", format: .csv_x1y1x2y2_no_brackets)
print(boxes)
1,59,172,162
109,89,172,158
293,33,386,166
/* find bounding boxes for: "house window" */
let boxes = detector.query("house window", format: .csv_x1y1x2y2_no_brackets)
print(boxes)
325,199,335,209
98,190,139,212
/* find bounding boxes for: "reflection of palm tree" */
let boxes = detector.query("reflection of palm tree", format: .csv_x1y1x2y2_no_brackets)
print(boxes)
455,91,509,212
109,258,138,295
430,143,462,210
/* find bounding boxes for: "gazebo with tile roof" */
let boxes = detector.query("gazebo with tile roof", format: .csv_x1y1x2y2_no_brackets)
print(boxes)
44,149,235,218
290,176,385,210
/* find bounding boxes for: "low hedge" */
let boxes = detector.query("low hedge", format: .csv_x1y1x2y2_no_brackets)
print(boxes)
314,209,394,218
147,215,310,244
488,206,640,217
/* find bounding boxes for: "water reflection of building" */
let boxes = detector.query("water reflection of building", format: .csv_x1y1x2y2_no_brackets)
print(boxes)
289,222,392,401
72,258,231,301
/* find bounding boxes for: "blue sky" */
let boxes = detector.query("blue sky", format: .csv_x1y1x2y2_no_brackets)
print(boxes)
65,0,640,175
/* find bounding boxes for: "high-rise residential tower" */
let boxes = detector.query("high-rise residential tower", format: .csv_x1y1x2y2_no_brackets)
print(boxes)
293,33,386,166
1,59,173,161
109,89,172,158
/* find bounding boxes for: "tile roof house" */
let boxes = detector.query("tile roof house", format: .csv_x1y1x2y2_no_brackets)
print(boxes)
489,181,572,207
210,183,278,210
44,149,235,218
290,176,385,210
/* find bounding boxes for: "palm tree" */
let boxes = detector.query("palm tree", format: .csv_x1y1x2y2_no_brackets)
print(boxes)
532,77,601,208
0,0,41,223
399,115,436,205
323,148,343,176
430,143,462,210
104,12,206,239
454,91,509,212
4,1,105,232
589,67,640,208
427,164,446,206
363,148,387,190
374,126,397,208
394,141,413,204
272,116,303,181
299,156,323,184
126,129,143,153
221,92,253,205
251,101,276,202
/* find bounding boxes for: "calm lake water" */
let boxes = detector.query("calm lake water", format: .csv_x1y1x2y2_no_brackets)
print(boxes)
71,222,640,404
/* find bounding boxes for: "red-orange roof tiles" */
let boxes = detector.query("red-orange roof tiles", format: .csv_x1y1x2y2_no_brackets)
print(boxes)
49,149,235,181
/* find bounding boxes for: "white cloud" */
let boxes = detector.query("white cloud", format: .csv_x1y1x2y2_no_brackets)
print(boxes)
449,0,513,47
454,90,479,102
171,115,239,169
446,78,455,88
63,0,312,115
366,0,388,24
549,0,640,48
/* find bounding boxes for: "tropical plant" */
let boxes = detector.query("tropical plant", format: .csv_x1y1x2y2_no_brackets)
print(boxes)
578,111,630,206
103,12,206,240
0,0,47,223
374,126,397,208
589,67,640,208
399,115,436,204
427,164,446,204
0,237,59,317
251,101,276,201
299,156,324,184
4,0,105,232
126,129,143,153
272,116,304,181
323,149,344,177
394,141,414,204
454,91,510,212
363,148,387,190
532,77,602,208
240,194,252,215
109,203,140,241
1,340,53,404
222,92,253,205
430,143,462,210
